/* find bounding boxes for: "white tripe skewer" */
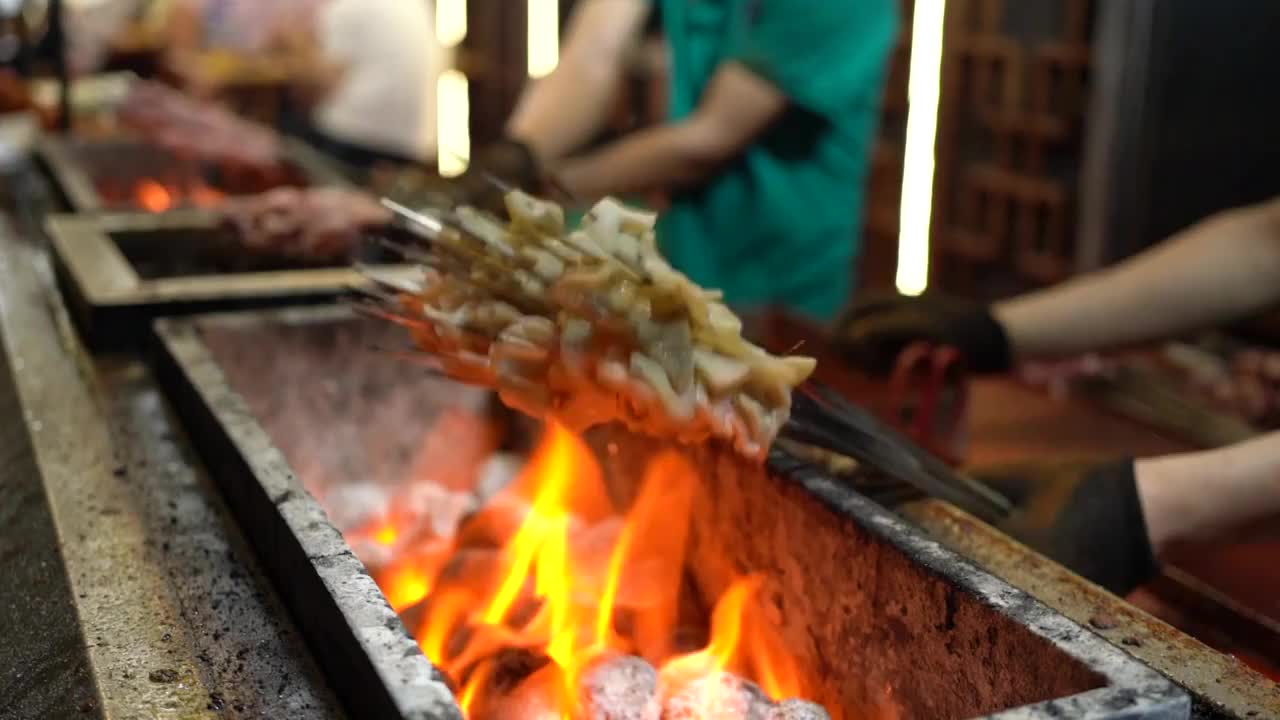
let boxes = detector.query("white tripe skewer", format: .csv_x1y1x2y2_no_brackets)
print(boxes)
368,191,816,459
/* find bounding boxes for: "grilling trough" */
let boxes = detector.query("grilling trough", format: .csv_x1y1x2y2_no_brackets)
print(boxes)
47,209,418,349
151,307,1191,720
36,134,349,213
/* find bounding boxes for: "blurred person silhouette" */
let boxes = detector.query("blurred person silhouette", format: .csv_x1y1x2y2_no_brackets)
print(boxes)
465,0,899,323
835,196,1280,594
166,0,441,169
281,0,442,169
166,0,321,57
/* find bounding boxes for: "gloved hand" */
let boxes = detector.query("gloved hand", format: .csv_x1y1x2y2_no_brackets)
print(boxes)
451,137,544,215
833,293,1013,375
976,459,1158,595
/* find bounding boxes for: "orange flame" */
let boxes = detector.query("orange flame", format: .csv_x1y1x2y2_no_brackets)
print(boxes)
358,421,821,718
379,539,451,613
372,522,399,547
383,562,433,612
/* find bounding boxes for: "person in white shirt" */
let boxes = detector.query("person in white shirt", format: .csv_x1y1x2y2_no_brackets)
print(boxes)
61,0,149,74
168,0,321,55
290,0,441,167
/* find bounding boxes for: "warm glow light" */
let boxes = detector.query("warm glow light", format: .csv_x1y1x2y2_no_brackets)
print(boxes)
436,0,467,48
482,424,583,625
458,661,490,716
188,183,225,208
418,589,471,664
383,564,432,612
661,576,758,681
136,179,173,213
527,0,560,78
371,422,815,718
437,70,471,178
896,0,948,296
373,523,399,547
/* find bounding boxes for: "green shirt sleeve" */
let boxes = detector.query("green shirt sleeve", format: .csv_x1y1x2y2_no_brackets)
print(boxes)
726,0,899,120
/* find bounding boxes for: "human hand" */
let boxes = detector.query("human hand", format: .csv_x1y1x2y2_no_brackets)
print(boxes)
974,459,1156,595
833,293,1013,375
225,188,392,263
449,138,546,214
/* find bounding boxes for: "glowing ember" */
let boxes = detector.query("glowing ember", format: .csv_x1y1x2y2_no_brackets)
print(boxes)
136,179,173,213
347,423,823,718
130,178,227,213
189,182,227,208
372,523,399,547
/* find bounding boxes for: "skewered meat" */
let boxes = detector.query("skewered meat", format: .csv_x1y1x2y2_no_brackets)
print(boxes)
222,187,392,263
1164,341,1280,427
366,191,817,459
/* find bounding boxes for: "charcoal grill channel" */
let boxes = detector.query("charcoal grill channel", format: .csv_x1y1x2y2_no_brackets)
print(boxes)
150,306,1190,720
151,311,461,720
36,134,350,213
47,210,419,349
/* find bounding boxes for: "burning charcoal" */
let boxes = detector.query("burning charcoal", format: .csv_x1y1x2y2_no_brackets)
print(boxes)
323,482,390,532
403,483,479,539
474,451,526,504
436,547,503,587
488,646,551,692
661,671,772,720
468,660,562,720
765,700,830,720
578,654,661,720
455,493,532,550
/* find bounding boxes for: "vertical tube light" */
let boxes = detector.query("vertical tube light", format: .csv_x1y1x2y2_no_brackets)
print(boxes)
895,0,947,296
437,69,471,177
527,0,559,78
436,0,467,48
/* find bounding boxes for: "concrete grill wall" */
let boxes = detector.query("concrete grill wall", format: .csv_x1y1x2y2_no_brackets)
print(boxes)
592,427,1111,718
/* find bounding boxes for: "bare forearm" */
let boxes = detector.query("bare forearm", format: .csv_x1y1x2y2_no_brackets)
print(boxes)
506,0,649,162
993,199,1280,360
556,123,717,199
1137,431,1280,551
507,60,623,162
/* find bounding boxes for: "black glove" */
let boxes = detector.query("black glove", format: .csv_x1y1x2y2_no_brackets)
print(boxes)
832,293,1013,375
452,138,543,215
976,459,1158,596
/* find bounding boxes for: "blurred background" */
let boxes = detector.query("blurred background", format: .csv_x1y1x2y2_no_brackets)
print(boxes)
7,0,1280,299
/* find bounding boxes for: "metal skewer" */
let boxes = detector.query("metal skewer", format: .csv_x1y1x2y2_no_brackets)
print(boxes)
380,197,446,241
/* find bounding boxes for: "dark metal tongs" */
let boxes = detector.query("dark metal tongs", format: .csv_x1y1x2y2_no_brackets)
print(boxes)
784,382,1012,525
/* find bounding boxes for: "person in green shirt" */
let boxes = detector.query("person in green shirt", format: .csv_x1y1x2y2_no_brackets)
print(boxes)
477,0,898,322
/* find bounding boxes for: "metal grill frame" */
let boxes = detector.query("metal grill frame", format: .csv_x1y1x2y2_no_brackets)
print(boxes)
47,210,417,349
150,306,1191,720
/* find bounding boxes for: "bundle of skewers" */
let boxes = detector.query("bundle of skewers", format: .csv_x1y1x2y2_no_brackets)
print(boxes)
347,187,1011,524
353,191,815,460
